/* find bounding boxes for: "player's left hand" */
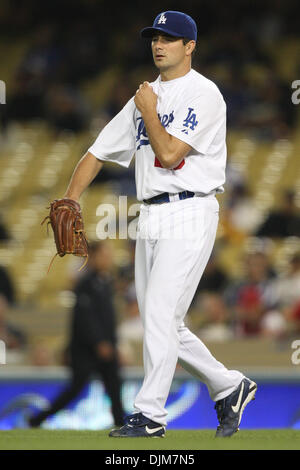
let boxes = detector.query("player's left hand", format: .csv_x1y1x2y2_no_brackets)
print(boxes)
134,81,158,115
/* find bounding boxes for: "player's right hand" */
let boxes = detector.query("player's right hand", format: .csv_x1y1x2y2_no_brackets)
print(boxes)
134,81,158,115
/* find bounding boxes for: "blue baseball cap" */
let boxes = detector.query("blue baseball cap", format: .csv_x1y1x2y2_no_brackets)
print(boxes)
140,11,197,42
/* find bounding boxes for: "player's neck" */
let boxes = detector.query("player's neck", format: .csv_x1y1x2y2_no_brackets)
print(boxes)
160,63,192,82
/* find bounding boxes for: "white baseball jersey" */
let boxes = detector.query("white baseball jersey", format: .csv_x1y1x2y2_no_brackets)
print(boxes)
88,68,227,201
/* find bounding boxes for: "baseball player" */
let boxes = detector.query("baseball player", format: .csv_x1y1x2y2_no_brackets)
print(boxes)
63,11,257,438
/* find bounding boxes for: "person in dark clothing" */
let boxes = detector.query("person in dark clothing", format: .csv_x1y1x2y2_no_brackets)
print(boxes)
0,214,10,242
195,252,229,295
0,265,15,306
256,190,300,238
29,241,124,428
0,294,26,352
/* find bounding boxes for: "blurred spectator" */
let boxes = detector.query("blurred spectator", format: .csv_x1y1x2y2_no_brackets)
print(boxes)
29,240,124,427
0,294,26,357
63,20,106,84
215,66,258,130
0,265,15,305
195,252,229,296
116,240,136,295
44,83,89,133
19,25,65,84
104,80,134,120
286,300,300,335
115,241,143,365
0,23,92,133
191,253,232,341
225,157,246,194
92,161,136,196
262,253,300,337
29,341,55,366
1,25,64,130
256,190,300,238
0,69,45,129
225,251,276,337
220,184,263,242
197,293,233,342
0,264,25,361
91,80,136,191
238,72,296,140
117,282,143,365
265,253,300,309
0,215,11,242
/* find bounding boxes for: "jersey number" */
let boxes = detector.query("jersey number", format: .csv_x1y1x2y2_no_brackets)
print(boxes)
154,157,185,170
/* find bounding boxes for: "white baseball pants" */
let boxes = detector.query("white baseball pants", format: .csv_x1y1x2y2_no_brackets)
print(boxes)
133,195,244,426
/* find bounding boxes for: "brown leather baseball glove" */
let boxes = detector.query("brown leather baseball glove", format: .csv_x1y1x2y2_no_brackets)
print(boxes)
42,198,89,272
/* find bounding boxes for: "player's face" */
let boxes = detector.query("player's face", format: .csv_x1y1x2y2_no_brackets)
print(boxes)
151,34,188,70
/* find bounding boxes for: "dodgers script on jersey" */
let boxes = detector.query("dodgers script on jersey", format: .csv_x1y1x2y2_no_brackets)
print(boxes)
88,69,227,201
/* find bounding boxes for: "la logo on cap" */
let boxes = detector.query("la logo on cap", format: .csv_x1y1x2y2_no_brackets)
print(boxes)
158,13,167,24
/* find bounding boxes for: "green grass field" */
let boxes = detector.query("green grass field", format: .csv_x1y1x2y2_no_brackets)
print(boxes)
0,429,299,450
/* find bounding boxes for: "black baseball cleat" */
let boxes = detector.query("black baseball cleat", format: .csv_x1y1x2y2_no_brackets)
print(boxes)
214,377,257,437
109,412,165,438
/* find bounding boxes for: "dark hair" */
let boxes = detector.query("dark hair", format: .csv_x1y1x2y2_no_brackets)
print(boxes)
182,37,196,58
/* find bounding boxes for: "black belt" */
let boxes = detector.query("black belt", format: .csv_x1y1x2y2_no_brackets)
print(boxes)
143,190,195,205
